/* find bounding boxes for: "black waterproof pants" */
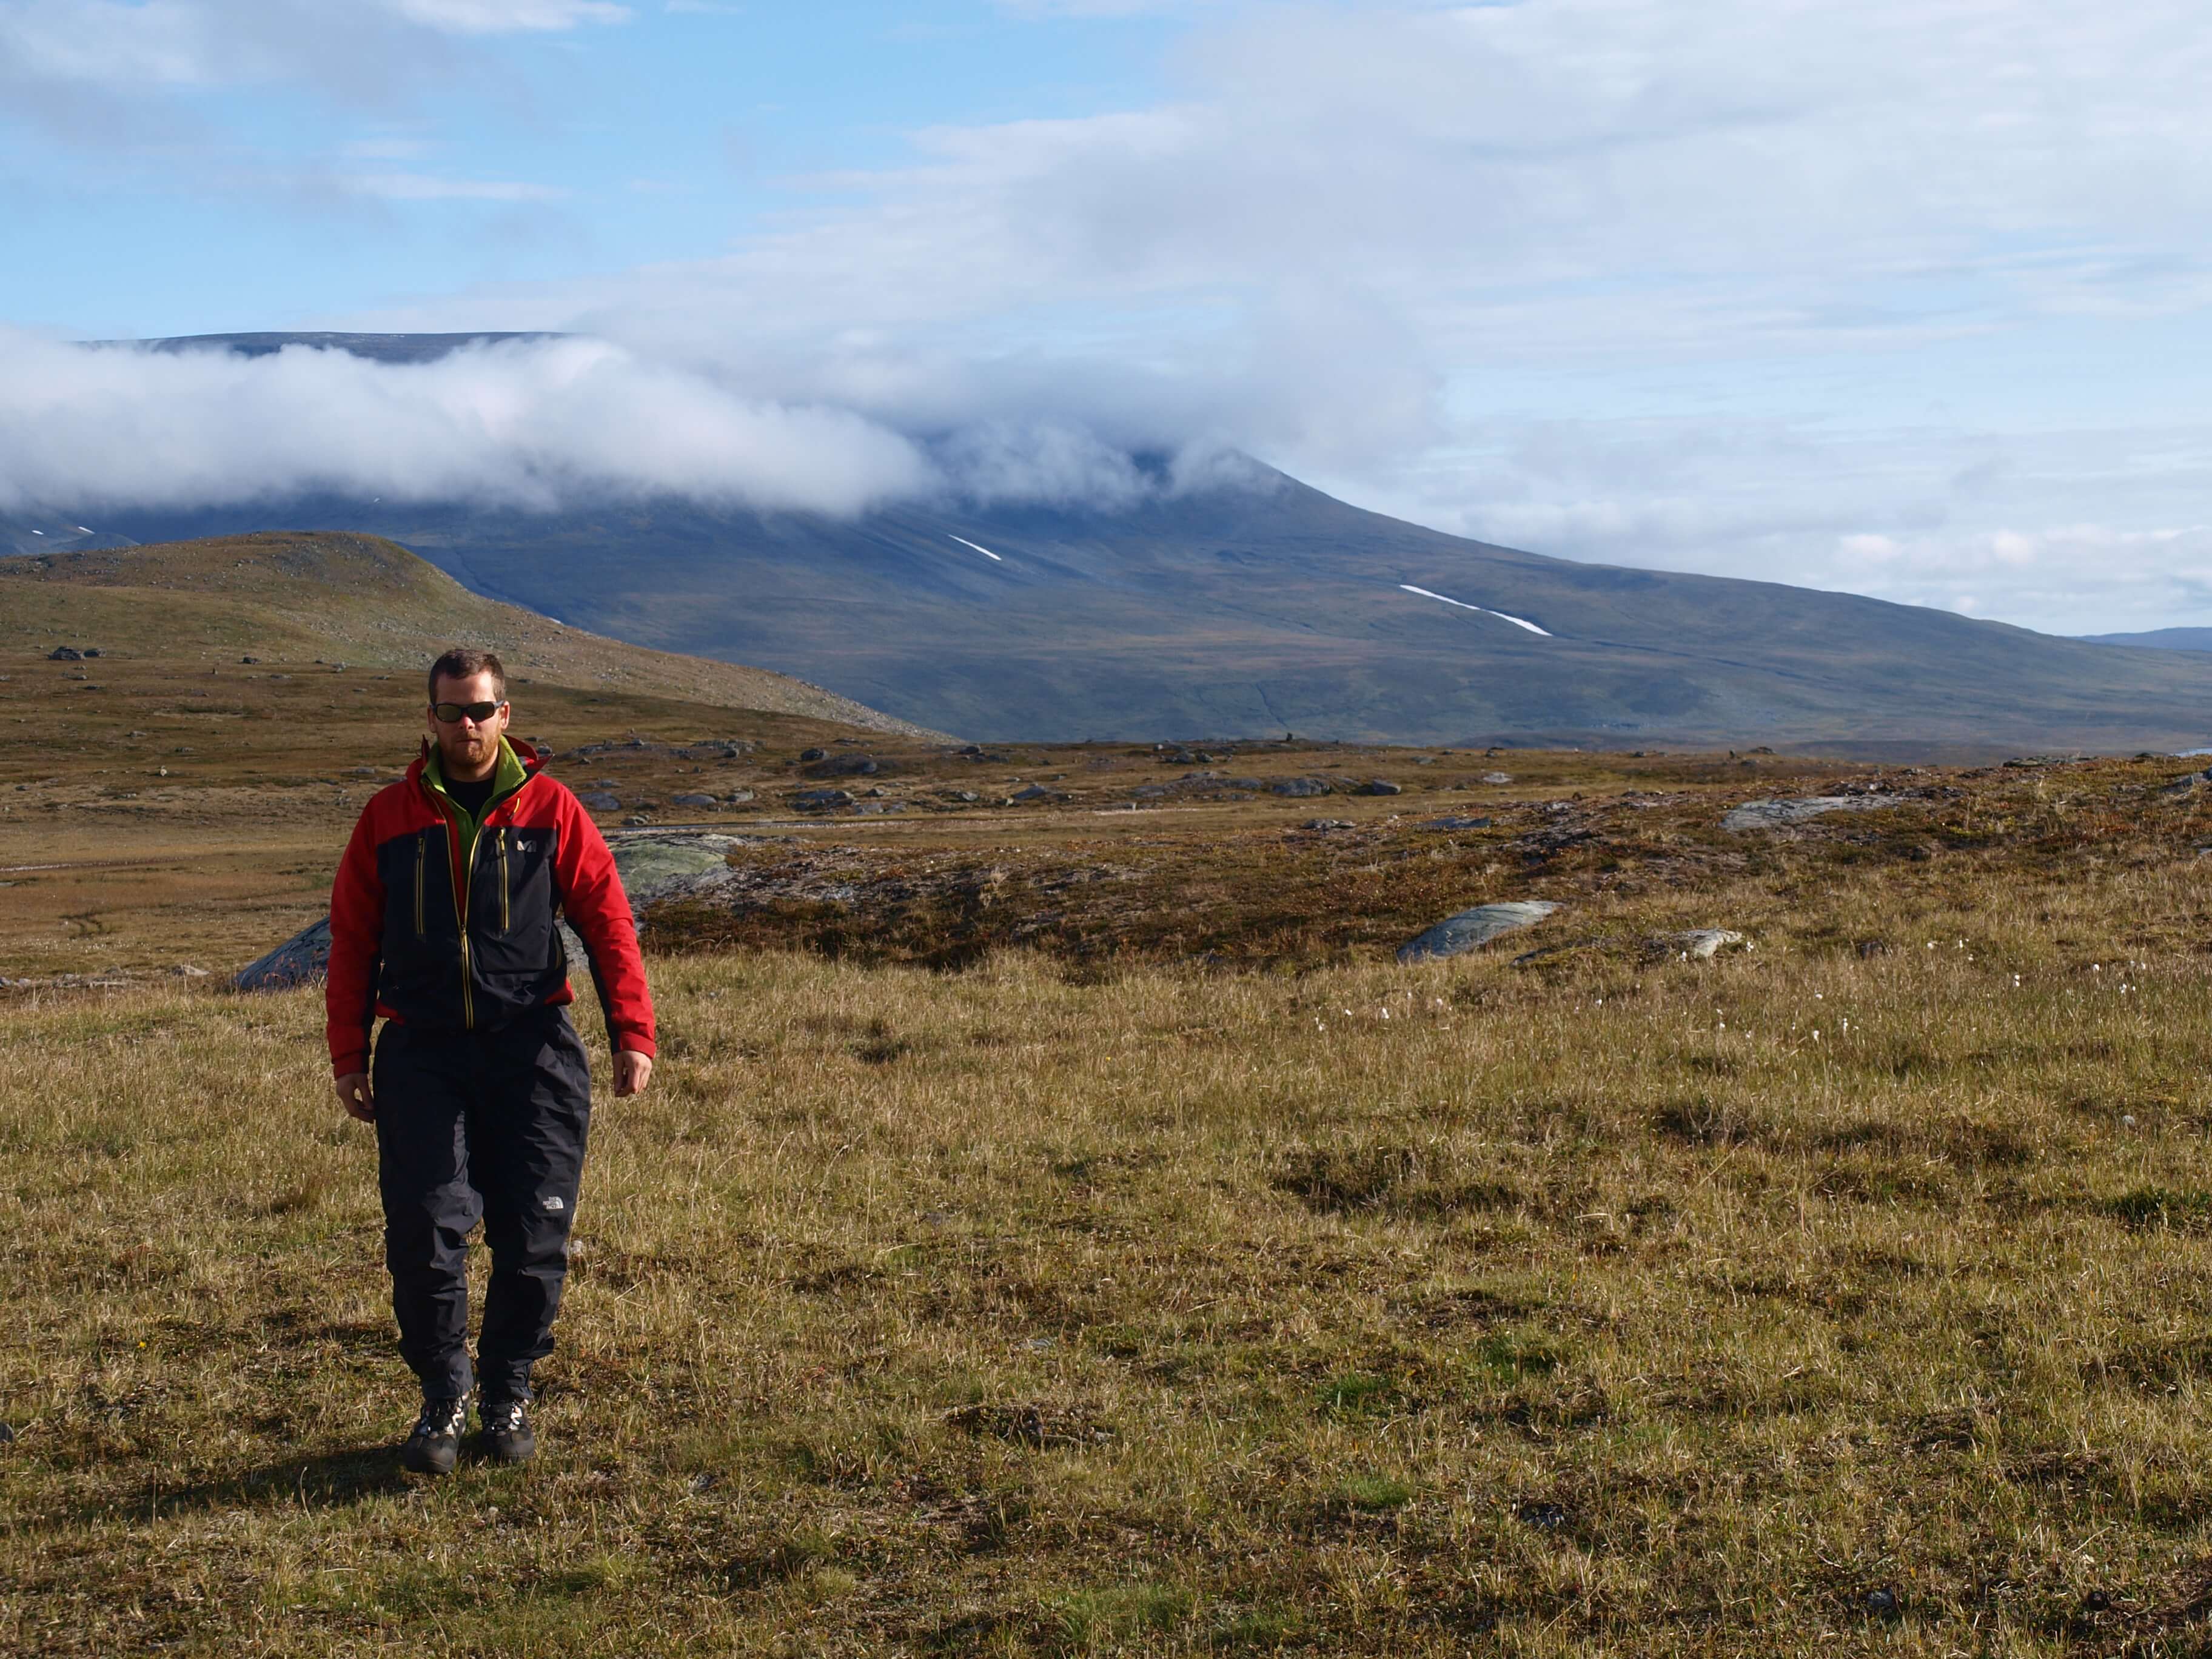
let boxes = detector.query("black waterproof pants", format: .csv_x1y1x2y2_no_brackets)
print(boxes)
371,1008,592,1404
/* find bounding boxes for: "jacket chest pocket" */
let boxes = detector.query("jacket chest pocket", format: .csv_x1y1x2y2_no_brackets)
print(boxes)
474,828,555,956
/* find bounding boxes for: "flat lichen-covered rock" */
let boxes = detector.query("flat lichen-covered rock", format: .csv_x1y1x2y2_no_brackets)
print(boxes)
1396,900,1561,963
1721,795,1902,832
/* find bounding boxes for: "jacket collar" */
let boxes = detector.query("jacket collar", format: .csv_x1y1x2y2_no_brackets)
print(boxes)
406,735,543,797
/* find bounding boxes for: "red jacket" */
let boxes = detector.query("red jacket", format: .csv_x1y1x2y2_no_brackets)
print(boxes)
326,739,655,1076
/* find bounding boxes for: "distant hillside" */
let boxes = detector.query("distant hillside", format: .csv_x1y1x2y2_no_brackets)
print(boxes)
20,330,2212,757
2076,628,2212,653
0,529,946,740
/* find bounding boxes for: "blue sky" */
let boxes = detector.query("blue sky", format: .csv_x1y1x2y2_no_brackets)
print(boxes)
6,0,2212,635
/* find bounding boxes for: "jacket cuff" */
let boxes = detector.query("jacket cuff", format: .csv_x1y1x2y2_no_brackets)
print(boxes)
614,1033,657,1059
332,1050,369,1078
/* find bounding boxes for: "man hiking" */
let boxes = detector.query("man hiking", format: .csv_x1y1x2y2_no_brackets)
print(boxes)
327,648,655,1474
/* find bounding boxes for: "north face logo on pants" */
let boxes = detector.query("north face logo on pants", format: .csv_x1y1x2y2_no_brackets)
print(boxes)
540,1194,565,1212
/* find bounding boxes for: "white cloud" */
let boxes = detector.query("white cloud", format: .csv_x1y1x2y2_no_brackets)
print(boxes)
0,331,934,515
0,1,224,85
0,0,619,101
387,0,627,31
0,330,1251,519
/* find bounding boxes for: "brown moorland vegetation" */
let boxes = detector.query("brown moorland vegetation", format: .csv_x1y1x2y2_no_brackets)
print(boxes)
13,536,2212,1654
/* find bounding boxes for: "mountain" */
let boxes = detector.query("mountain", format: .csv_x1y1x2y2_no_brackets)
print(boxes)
2076,628,2212,653
14,331,2212,757
0,528,944,740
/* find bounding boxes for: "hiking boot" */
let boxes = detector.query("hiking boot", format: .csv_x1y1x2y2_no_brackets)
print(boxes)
400,1396,468,1475
477,1397,536,1466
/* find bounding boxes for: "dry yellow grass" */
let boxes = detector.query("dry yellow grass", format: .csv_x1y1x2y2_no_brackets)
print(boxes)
10,842,2212,1655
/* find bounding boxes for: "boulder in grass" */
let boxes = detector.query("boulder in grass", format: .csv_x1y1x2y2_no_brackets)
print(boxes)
578,791,621,812
236,917,332,990
671,793,719,809
1658,928,1747,960
1272,777,1331,797
47,645,82,661
1721,795,1901,833
1354,779,1403,797
794,788,853,812
1397,900,1560,963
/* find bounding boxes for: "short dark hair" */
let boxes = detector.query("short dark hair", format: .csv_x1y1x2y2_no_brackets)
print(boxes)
427,647,506,705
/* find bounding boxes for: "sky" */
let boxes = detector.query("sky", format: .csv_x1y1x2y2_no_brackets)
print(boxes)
5,0,2212,635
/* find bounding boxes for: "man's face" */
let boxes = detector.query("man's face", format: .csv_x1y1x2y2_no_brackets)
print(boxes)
426,670,510,779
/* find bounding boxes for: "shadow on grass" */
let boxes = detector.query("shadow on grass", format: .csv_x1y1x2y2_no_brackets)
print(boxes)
118,1446,409,1523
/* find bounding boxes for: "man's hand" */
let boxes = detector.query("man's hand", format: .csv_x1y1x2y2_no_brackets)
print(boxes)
614,1050,652,1098
335,1072,376,1122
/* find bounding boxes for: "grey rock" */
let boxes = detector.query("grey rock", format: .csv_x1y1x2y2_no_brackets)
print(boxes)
623,814,652,826
1303,817,1355,831
1721,794,1902,832
2160,768,2212,796
808,753,879,777
799,748,828,762
793,788,853,811
235,917,332,990
950,789,980,803
1429,816,1493,830
1272,777,1332,797
1225,777,1265,790
1658,928,1747,960
1011,784,1065,802
171,963,210,977
724,789,755,805
606,836,742,906
578,792,621,811
47,646,81,661
1397,900,1561,963
671,793,719,808
1354,779,1403,796
1481,771,1513,785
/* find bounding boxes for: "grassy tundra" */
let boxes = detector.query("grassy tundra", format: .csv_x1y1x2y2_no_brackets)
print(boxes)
13,848,2212,1655
15,533,2212,1652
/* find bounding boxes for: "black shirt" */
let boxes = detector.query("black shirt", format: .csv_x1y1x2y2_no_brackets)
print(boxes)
442,771,496,819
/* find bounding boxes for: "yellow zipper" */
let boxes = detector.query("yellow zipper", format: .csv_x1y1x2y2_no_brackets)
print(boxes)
446,804,479,1031
414,833,426,936
498,828,510,933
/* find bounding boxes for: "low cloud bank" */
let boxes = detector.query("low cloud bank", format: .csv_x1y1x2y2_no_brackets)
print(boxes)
0,330,1250,517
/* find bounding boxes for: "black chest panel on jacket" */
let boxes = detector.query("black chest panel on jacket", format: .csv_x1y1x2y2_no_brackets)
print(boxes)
371,814,568,1031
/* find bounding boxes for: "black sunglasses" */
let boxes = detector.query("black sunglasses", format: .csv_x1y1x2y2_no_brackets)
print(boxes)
431,700,506,724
